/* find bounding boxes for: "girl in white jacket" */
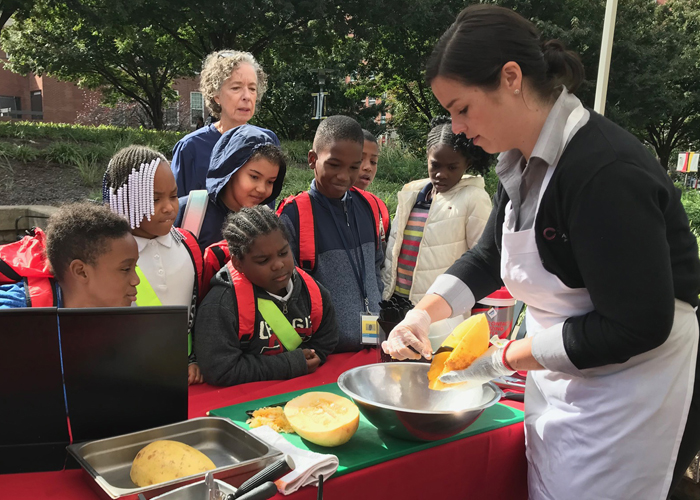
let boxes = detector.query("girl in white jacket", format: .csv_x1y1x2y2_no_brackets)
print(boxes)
382,117,492,304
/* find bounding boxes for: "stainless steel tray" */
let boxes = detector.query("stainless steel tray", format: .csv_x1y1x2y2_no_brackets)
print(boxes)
66,417,282,500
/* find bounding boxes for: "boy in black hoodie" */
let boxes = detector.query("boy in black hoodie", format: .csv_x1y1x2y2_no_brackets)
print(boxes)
194,206,338,386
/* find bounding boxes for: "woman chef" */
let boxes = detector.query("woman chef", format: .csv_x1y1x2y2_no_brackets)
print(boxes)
382,5,700,500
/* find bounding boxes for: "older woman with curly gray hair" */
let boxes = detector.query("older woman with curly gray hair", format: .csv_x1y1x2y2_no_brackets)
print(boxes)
171,50,279,196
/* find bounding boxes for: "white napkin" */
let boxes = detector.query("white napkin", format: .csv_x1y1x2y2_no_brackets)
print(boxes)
249,425,339,495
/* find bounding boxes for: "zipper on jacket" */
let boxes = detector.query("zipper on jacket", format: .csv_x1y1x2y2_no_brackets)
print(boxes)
342,200,350,226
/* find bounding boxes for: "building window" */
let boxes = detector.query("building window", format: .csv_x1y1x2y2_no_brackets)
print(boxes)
0,95,18,118
380,113,386,124
30,91,43,121
164,90,179,127
190,92,204,127
368,97,376,106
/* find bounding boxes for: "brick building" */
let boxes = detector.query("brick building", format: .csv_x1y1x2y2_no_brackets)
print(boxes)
1,48,204,130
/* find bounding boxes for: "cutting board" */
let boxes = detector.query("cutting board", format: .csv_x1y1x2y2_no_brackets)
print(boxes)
209,383,524,477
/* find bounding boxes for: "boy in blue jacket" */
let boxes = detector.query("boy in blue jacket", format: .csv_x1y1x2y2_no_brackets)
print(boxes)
278,115,384,352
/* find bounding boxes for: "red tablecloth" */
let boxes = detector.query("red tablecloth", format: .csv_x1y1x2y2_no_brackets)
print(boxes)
0,349,528,500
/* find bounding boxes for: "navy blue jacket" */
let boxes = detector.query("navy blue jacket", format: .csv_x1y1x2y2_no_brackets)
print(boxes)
176,125,285,251
279,180,384,352
171,123,279,197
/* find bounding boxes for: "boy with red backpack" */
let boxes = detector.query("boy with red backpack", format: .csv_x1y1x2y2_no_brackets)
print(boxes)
0,203,139,309
194,206,338,386
277,115,385,352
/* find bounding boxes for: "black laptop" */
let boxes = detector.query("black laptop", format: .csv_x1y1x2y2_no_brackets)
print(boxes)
58,306,189,443
0,307,70,474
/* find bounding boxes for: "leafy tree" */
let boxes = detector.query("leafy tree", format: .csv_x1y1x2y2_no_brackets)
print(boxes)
0,0,33,30
137,0,353,61
350,0,468,152
254,33,386,141
1,0,197,129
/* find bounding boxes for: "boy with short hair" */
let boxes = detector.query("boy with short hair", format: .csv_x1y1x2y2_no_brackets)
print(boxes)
355,129,379,191
278,115,384,352
0,202,140,308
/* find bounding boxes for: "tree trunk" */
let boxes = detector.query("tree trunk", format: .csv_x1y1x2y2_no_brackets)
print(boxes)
144,89,165,130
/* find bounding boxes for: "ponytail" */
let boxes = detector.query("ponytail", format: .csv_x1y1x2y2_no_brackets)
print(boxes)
542,40,585,94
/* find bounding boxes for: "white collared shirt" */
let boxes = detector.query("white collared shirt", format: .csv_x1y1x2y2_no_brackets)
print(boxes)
134,232,195,307
266,275,294,302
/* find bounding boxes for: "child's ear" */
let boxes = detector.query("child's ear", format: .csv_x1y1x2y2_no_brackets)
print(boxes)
230,255,244,272
68,259,89,283
308,150,317,170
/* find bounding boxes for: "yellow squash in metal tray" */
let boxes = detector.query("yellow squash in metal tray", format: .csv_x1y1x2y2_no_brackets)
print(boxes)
130,439,216,487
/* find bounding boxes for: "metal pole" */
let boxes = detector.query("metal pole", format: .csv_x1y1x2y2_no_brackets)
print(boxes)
594,0,619,115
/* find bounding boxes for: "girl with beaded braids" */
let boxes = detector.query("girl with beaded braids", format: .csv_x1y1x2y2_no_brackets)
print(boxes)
103,145,205,385
170,50,279,197
380,116,492,306
194,206,338,386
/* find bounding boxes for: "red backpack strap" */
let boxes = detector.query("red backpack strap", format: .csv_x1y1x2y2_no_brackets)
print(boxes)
351,187,385,247
24,277,57,307
225,261,256,343
377,197,390,239
296,267,323,334
295,192,317,271
278,192,317,272
175,228,205,302
276,194,298,216
202,240,230,298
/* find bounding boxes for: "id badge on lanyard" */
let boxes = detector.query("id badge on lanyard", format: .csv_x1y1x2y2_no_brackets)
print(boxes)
361,313,379,345
319,195,376,344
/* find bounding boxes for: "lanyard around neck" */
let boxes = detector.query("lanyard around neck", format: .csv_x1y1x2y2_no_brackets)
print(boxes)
317,194,369,312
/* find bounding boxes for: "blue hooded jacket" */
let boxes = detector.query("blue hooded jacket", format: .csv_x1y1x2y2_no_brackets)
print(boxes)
176,124,285,251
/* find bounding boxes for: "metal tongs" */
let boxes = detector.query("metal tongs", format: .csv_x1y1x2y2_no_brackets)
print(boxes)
206,455,295,500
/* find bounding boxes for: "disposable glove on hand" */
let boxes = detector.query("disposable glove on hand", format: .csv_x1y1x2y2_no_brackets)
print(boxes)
381,308,432,360
439,344,515,385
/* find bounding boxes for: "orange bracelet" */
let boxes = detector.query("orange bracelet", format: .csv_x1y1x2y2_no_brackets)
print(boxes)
502,340,516,372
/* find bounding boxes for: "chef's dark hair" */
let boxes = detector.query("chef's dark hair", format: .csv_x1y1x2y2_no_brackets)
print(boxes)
426,5,585,99
426,116,491,175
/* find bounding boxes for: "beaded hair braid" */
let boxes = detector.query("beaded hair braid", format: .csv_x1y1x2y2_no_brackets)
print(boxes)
426,116,491,175
223,206,288,260
102,145,167,230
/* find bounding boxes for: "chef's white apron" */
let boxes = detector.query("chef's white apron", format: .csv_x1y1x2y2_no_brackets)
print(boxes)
500,104,698,500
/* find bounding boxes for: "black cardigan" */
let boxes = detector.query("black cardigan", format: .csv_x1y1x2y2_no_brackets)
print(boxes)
445,111,700,370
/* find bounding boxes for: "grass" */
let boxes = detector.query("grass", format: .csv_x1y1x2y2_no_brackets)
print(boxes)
74,153,104,187
10,144,39,163
0,152,14,190
0,121,497,218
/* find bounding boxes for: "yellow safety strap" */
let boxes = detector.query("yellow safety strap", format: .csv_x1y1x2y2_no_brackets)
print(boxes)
135,266,193,356
257,298,302,351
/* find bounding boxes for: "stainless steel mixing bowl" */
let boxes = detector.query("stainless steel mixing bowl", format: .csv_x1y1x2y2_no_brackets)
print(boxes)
337,362,503,442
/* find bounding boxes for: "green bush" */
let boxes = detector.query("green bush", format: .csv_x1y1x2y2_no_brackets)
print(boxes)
681,188,700,235
44,142,82,165
73,153,103,187
282,141,312,167
278,165,313,202
377,143,426,184
0,121,185,153
11,144,39,163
